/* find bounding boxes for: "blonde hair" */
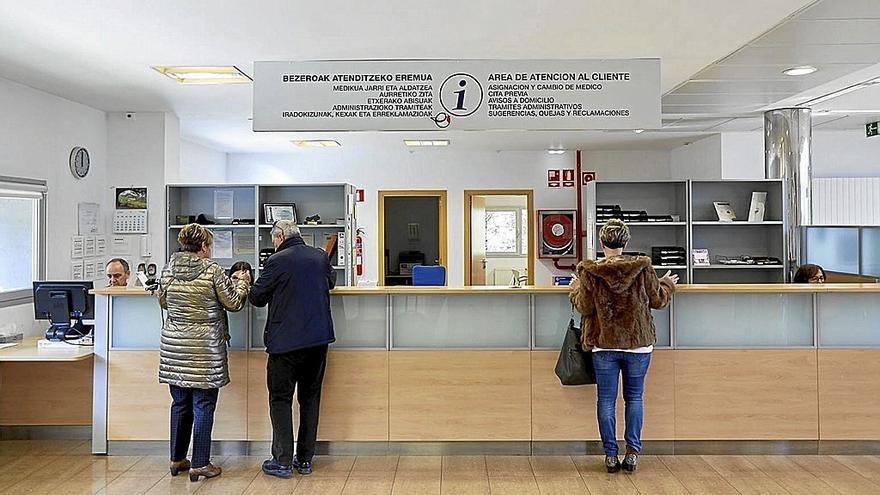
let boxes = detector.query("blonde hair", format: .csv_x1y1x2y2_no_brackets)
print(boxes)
599,219,630,249
178,223,214,252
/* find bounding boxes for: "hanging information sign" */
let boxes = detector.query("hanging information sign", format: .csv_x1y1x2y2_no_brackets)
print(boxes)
254,59,660,132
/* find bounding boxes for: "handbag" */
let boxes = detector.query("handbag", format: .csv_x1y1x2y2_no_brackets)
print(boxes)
554,311,596,386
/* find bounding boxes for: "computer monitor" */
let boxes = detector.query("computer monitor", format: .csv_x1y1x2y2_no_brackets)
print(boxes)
33,281,94,341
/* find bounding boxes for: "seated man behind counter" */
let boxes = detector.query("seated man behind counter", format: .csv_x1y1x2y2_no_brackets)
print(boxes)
248,219,336,479
105,258,131,287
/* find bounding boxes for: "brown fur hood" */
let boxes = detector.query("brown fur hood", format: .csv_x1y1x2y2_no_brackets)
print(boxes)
570,255,674,350
579,256,653,294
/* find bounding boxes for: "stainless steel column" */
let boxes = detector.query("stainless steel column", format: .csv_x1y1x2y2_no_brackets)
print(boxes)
764,108,812,281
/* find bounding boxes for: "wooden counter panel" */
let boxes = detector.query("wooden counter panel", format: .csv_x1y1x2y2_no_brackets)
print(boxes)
530,350,674,441
0,358,93,425
389,351,531,441
318,351,389,441
818,349,880,440
108,351,248,440
674,350,818,440
247,352,272,441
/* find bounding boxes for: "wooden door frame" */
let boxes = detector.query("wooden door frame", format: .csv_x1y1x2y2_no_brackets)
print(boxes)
378,190,448,286
464,189,535,286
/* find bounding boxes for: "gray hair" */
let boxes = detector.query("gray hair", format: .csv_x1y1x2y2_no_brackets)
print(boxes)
271,219,301,240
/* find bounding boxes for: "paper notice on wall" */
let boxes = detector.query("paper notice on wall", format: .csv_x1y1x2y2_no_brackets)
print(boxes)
96,236,107,256
232,232,255,255
78,202,100,235
213,230,233,259
214,190,234,220
110,236,131,255
71,236,85,259
71,260,84,280
84,259,97,280
84,236,97,257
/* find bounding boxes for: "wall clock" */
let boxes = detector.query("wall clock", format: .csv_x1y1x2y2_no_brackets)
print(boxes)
69,146,90,179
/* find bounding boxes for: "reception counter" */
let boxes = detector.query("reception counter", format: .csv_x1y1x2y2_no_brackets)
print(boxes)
89,284,880,455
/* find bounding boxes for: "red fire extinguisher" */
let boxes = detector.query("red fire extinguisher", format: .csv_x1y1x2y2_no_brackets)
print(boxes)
355,228,364,277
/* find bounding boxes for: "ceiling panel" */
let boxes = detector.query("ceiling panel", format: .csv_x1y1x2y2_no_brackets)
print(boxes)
664,93,796,106
708,117,765,132
719,44,880,66
673,80,814,94
662,104,763,115
692,63,870,81
754,19,880,47
798,0,880,20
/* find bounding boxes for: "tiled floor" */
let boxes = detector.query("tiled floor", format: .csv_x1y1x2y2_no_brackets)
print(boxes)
1,440,879,494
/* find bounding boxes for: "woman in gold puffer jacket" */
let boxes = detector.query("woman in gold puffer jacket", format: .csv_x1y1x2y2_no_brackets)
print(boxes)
157,224,250,482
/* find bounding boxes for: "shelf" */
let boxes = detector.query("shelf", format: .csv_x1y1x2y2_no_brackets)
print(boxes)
692,221,783,226
258,224,346,229
597,222,686,227
332,266,345,270
169,224,256,229
693,264,784,270
654,265,688,270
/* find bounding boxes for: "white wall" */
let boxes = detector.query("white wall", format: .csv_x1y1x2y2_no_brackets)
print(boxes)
0,77,108,336
670,134,722,179
812,129,880,178
178,139,227,183
721,132,764,179
228,148,671,286
106,112,179,274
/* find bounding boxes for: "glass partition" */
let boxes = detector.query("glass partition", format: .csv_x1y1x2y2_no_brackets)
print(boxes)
533,293,670,348
249,296,387,349
805,227,859,275
110,296,163,349
227,305,249,350
674,293,813,347
391,294,529,348
818,293,880,347
862,227,880,277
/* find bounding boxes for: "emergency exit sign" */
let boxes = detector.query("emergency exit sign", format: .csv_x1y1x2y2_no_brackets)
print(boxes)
868,121,879,138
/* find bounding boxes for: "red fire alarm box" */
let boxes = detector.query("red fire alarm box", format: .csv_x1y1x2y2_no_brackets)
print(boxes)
537,210,577,259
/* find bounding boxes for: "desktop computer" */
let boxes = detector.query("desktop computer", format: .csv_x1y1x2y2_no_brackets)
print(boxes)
32,281,94,342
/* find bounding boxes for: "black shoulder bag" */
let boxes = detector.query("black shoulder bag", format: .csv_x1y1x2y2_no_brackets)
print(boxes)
554,307,596,386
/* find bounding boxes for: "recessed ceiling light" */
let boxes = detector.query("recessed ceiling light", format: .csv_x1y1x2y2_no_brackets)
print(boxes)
783,65,817,76
152,66,252,84
633,129,645,134
404,139,449,147
291,140,341,148
547,149,566,155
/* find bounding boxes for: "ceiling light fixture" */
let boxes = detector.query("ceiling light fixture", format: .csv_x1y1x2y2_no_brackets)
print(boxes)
152,66,252,84
404,140,449,147
633,129,645,134
547,149,566,155
291,140,341,148
783,65,817,76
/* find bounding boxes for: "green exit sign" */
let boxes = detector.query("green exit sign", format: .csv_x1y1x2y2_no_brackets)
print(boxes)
868,121,879,137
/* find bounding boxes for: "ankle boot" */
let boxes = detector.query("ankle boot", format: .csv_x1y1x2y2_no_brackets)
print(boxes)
189,463,222,482
605,455,621,473
622,451,639,473
169,459,190,476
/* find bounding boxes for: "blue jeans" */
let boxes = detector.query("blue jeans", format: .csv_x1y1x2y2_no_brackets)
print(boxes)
592,351,651,456
169,385,219,468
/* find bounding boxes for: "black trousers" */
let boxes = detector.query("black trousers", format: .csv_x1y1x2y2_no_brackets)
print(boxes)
267,344,329,465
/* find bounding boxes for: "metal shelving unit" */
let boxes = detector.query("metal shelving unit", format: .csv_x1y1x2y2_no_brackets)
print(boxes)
166,183,357,286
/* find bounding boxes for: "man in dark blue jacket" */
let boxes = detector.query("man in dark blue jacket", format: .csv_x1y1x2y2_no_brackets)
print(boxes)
249,220,336,478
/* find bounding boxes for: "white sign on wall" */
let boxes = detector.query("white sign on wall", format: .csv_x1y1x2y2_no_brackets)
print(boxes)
253,59,660,132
